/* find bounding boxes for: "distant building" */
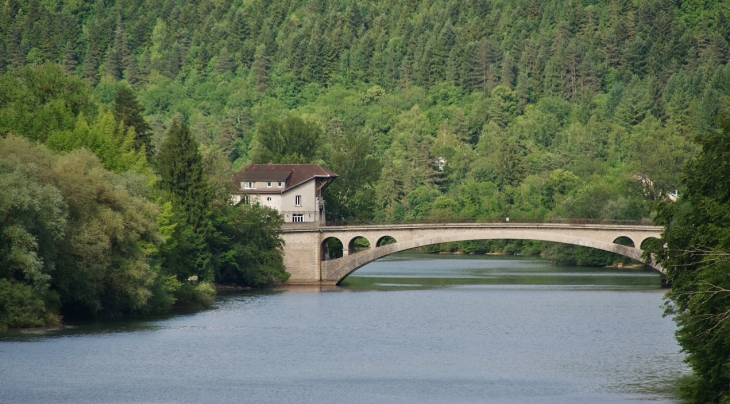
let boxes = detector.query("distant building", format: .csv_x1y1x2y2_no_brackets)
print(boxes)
232,164,338,223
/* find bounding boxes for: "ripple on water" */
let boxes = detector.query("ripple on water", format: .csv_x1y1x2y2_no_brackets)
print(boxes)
0,253,686,404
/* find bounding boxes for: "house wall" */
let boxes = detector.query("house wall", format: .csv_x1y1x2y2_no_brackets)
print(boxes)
237,178,326,223
281,181,319,222
243,181,285,190
250,194,283,211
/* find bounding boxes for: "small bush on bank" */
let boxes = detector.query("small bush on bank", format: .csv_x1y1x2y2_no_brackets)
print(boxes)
0,279,60,330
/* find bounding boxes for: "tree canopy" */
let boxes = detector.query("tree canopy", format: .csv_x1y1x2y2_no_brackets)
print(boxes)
653,115,730,403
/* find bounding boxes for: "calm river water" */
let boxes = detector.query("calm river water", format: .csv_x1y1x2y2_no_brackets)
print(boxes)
0,253,687,403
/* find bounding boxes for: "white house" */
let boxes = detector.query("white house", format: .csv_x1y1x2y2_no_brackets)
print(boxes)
232,164,338,223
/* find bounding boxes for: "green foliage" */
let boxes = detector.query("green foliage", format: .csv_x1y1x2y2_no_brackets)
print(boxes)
654,114,730,403
114,86,153,160
250,116,322,164
46,109,148,175
0,279,57,330
156,118,214,282
0,135,163,322
323,121,381,220
0,145,66,289
50,149,160,317
0,64,93,141
212,203,289,287
173,281,215,309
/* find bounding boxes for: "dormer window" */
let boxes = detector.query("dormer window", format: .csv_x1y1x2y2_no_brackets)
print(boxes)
244,182,256,189
278,182,283,188
267,182,272,188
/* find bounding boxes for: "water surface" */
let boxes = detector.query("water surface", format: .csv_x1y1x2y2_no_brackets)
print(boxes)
0,253,686,403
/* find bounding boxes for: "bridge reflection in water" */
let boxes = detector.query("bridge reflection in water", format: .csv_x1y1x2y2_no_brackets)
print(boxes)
281,219,663,286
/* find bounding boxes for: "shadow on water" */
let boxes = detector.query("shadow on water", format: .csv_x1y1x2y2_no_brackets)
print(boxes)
0,288,286,342
339,251,664,292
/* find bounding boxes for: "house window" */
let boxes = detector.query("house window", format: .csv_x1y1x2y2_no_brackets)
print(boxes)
277,182,283,188
292,214,304,223
244,182,256,189
243,195,249,204
267,182,272,188
266,197,272,201
295,195,302,206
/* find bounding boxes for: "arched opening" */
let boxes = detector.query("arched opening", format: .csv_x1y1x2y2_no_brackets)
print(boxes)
613,236,635,248
348,236,370,255
376,236,397,247
322,237,344,260
640,237,661,251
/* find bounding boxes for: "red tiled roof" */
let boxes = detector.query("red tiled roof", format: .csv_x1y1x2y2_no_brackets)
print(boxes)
232,164,338,193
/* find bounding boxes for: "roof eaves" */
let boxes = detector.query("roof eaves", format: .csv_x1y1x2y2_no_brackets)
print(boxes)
284,175,336,192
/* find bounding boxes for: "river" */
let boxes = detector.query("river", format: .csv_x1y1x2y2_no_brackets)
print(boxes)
0,252,687,403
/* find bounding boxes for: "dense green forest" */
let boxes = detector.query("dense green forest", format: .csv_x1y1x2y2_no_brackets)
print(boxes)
2,1,730,399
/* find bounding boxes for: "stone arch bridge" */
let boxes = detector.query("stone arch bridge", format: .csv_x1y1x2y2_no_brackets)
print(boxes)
281,222,663,285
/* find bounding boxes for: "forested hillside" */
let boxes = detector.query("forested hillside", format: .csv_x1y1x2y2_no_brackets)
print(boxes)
2,1,730,321
3,0,729,220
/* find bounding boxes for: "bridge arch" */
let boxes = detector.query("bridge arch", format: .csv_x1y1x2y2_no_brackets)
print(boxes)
640,237,661,251
376,235,397,247
321,237,344,260
321,231,663,285
613,236,636,248
347,236,371,255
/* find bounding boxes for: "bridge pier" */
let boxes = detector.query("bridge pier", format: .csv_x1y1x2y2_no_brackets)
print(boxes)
280,231,323,284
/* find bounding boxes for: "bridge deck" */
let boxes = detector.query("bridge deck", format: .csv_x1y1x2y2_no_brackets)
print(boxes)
282,222,664,233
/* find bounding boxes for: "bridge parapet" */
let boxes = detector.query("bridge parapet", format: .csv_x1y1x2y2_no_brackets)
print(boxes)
322,217,655,226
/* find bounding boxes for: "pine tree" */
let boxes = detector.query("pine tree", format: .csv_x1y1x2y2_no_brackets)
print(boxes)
500,51,516,88
251,44,269,93
303,24,325,83
227,10,250,56
469,38,499,92
124,52,139,85
83,43,100,85
156,118,213,282
430,22,455,84
138,48,151,79
323,25,342,84
114,86,153,160
343,2,363,41
61,42,78,75
0,41,5,73
104,42,122,80
400,55,412,90
7,12,24,69
104,17,128,81
216,47,234,75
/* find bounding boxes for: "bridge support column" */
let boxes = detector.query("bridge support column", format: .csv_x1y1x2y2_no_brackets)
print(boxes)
342,249,349,257
281,232,323,284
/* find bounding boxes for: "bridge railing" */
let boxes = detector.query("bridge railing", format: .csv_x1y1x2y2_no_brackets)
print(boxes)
323,217,655,227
